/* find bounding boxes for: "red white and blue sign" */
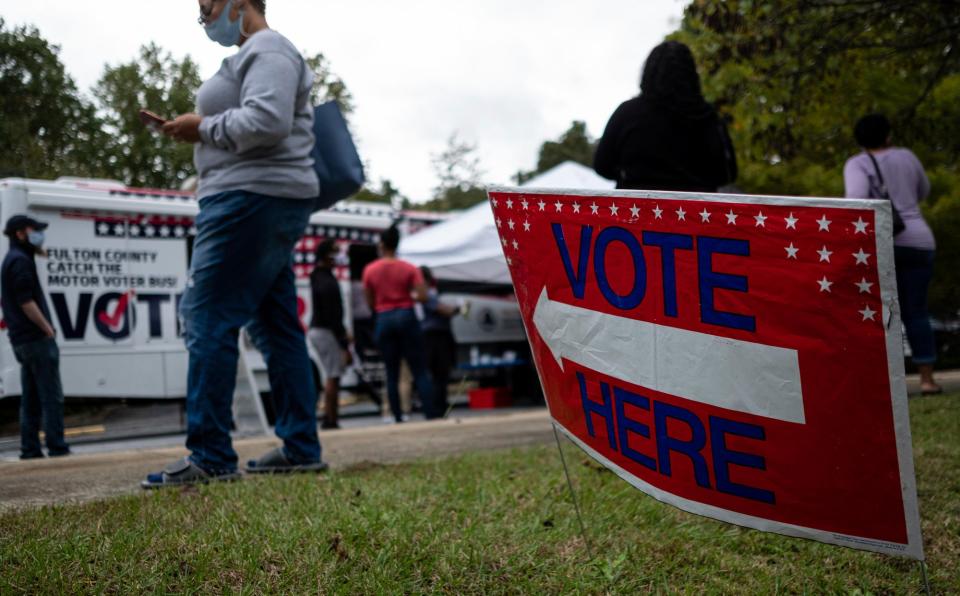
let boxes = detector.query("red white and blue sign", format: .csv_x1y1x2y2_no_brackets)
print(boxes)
489,187,922,559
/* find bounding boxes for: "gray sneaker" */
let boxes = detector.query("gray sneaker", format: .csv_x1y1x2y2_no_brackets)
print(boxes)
141,457,241,489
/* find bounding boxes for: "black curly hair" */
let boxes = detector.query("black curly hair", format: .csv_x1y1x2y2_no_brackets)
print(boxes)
854,113,891,149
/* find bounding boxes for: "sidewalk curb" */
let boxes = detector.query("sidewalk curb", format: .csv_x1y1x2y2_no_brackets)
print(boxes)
0,409,554,512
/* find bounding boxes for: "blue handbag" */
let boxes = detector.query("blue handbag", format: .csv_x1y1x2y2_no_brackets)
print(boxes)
310,101,365,212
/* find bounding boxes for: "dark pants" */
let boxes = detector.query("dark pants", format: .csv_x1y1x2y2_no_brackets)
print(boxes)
14,337,69,457
894,246,937,365
424,329,456,415
374,308,435,420
179,190,320,472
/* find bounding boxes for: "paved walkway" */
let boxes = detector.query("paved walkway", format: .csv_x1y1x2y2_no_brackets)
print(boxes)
0,409,554,512
2,370,957,513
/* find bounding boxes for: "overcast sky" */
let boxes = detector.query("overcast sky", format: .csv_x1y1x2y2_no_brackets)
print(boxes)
2,0,686,201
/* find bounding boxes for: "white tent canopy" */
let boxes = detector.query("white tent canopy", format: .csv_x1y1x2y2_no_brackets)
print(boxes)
398,161,615,284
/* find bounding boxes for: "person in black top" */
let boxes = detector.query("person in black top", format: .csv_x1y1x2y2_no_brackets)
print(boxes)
307,240,350,429
1,215,70,459
419,266,464,417
594,41,737,192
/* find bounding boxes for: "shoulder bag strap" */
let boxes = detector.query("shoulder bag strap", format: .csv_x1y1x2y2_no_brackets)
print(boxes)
865,151,890,199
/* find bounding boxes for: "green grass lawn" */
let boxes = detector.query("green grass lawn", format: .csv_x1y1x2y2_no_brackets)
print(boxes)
2,394,958,594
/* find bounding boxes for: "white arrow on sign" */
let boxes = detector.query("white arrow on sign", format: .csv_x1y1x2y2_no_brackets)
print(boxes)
532,288,805,424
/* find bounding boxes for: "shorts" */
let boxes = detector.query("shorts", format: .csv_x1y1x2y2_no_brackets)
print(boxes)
307,327,345,380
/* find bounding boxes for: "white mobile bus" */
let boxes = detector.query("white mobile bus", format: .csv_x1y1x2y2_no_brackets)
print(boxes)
0,178,527,406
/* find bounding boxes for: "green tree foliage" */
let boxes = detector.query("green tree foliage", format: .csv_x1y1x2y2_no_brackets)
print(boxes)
1,27,360,194
420,133,487,211
0,20,105,179
92,43,201,189
304,52,354,116
353,178,408,207
672,0,960,315
514,121,596,184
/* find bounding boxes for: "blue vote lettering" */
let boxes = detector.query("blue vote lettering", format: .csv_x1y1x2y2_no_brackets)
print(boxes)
577,372,775,504
552,224,754,332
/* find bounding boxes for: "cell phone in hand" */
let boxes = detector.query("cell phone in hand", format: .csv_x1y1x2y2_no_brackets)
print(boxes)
138,109,167,132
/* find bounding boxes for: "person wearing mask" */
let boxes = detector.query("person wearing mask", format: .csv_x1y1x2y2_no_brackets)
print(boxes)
1,216,70,460
308,240,350,430
419,266,463,417
594,40,737,192
144,0,325,487
362,226,436,422
844,113,941,395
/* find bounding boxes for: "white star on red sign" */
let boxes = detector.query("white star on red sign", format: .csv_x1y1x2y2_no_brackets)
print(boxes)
675,207,686,221
785,243,799,259
538,200,546,211
554,200,563,213
630,205,641,218
572,202,581,213
590,202,599,215
817,277,833,292
505,199,514,209
785,213,798,229
523,220,531,232
754,212,767,227
817,215,832,231
507,219,515,230
853,217,869,234
609,204,619,216
700,209,711,222
512,239,519,250
496,217,502,228
653,205,663,219
855,278,874,294
817,246,833,263
521,199,529,210
725,210,738,225
853,248,871,265
860,305,877,321
491,198,498,207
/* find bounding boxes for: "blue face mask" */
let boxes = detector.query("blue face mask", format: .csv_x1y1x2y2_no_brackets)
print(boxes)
204,0,243,48
27,230,45,248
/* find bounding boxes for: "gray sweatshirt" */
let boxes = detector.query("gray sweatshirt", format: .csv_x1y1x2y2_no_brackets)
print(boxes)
195,29,319,200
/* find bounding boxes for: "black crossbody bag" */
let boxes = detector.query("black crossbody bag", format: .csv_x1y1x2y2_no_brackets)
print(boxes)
865,151,906,235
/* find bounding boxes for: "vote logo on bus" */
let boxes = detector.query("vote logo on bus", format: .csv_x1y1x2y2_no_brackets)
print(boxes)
490,187,922,560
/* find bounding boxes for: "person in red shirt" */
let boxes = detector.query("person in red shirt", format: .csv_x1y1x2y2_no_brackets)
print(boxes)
362,225,436,421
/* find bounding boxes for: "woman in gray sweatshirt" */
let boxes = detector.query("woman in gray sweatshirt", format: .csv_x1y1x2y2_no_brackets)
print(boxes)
143,0,325,488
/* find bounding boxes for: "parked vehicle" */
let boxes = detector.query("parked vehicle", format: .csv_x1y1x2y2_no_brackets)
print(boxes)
0,177,527,405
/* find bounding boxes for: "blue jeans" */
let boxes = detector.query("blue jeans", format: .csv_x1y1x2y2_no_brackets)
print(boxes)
14,337,69,457
180,190,320,472
374,308,436,420
894,246,937,365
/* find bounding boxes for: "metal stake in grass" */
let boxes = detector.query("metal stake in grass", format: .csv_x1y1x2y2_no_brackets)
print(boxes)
919,560,931,596
553,423,594,560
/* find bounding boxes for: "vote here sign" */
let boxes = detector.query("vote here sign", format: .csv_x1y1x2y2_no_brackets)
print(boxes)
489,187,922,559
